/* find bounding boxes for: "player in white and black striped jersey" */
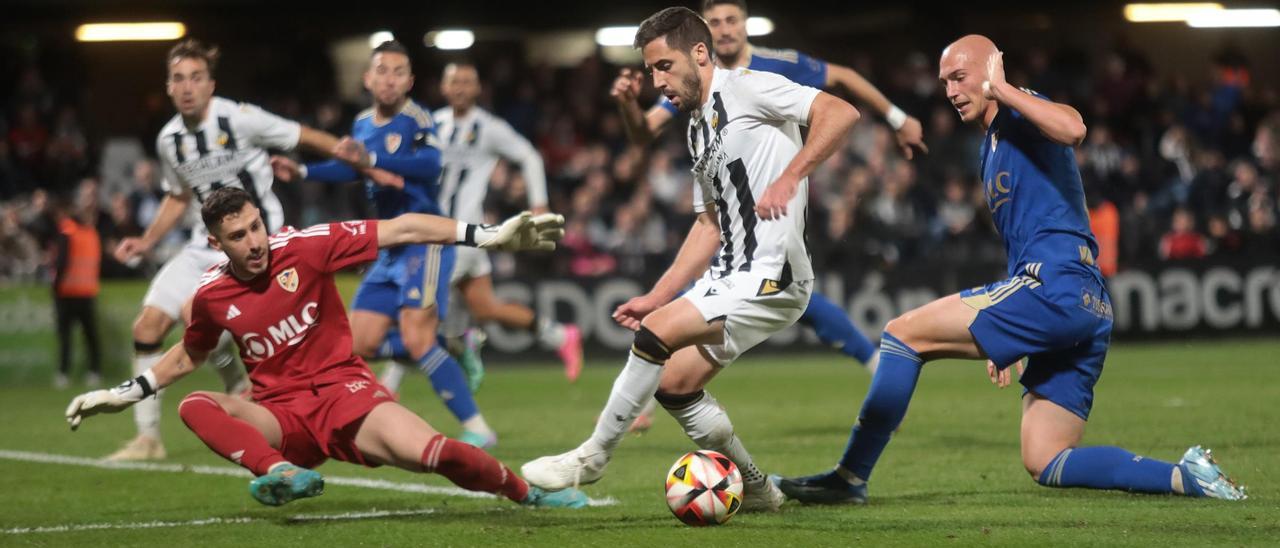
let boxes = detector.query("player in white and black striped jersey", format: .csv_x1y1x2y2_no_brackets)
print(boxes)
522,7,861,512
105,39,375,461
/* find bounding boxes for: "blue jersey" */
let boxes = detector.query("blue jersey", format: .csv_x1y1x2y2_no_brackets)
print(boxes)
306,100,443,218
980,91,1099,280
658,46,827,114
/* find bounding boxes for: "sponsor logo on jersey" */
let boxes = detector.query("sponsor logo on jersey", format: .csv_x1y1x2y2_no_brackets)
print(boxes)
239,301,319,361
341,220,367,236
226,304,241,320
704,287,719,297
385,133,402,154
757,279,782,296
277,268,299,293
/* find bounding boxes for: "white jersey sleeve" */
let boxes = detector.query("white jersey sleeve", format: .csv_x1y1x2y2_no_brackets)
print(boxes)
158,138,186,196
734,70,822,127
692,177,707,214
234,102,302,151
486,118,548,209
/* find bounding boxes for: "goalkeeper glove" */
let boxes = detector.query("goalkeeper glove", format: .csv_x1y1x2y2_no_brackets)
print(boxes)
65,370,158,431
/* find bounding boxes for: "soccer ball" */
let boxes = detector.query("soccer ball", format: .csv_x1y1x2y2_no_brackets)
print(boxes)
664,450,743,526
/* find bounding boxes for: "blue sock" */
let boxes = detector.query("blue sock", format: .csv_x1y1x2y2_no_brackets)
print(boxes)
836,333,923,480
1038,446,1179,494
418,345,478,423
802,292,877,365
376,328,410,360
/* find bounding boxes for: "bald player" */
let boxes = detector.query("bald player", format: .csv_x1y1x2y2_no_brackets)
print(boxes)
774,35,1246,504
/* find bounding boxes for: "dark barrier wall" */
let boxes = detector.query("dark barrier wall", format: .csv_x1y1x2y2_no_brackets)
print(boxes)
482,258,1280,355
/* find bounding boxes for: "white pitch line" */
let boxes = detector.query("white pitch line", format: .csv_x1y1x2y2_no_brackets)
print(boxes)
0,449,617,507
4,508,437,535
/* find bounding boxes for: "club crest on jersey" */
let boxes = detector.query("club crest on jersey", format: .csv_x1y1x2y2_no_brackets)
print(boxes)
276,268,299,293
385,133,402,153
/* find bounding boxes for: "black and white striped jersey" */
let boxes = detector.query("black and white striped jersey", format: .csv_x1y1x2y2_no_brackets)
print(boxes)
687,67,818,282
432,106,548,224
156,96,299,243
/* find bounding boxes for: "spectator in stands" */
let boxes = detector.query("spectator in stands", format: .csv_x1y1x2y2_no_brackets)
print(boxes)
1159,207,1208,260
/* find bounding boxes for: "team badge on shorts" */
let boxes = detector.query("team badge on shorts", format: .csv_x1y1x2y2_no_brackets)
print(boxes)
385,133,402,153
277,267,299,293
757,279,782,296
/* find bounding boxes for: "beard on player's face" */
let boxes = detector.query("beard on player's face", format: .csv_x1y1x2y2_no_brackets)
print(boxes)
673,68,703,114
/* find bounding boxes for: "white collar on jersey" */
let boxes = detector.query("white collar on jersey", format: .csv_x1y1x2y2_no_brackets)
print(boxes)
694,67,731,119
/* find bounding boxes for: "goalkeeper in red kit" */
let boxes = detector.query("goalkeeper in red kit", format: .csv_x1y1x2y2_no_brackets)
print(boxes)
65,187,585,509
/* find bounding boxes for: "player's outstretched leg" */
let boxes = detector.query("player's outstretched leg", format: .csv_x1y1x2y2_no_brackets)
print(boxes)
775,332,922,504
801,292,879,373
522,325,673,490
658,385,783,512
1023,394,1246,500
175,391,326,506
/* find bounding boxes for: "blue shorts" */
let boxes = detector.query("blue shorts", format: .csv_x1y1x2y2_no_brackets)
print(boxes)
960,263,1113,420
352,244,455,320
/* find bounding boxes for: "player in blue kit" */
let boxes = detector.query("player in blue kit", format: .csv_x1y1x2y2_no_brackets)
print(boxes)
775,35,1246,504
271,41,498,447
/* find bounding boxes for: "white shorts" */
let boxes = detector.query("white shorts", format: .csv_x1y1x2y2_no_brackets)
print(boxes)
142,244,226,320
449,246,493,283
682,270,812,366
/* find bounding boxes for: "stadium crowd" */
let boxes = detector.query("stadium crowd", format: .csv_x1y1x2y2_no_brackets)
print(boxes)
1,40,1278,284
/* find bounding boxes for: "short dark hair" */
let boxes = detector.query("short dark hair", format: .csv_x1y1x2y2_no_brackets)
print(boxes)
633,7,713,53
372,40,409,57
702,0,748,14
168,39,220,77
201,187,252,233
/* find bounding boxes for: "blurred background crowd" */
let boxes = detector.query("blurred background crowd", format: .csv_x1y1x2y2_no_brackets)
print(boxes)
2,18,1278,287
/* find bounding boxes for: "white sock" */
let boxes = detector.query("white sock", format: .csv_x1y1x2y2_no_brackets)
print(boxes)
133,352,164,440
638,397,658,418
536,318,566,349
663,391,765,487
588,352,663,454
379,361,410,393
461,414,495,438
865,350,880,377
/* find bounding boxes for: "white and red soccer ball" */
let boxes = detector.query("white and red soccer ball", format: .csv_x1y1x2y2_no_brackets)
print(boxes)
665,450,743,526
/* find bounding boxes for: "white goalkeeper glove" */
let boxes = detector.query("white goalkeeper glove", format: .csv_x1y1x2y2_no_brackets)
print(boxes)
65,370,158,431
458,211,565,252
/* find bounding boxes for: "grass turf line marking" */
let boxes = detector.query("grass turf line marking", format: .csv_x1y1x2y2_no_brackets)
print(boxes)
4,508,437,535
0,449,617,507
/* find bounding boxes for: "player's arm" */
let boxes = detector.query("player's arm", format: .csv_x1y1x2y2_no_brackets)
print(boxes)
376,211,564,251
65,343,207,430
757,91,860,219
114,191,191,263
612,68,674,146
824,63,927,159
983,51,1086,146
649,210,720,302
491,120,550,213
612,209,719,330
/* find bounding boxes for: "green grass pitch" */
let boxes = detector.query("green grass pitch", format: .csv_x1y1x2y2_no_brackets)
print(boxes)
1,334,1277,546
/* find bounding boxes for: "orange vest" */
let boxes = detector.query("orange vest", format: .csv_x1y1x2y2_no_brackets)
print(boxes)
56,217,101,297
1088,201,1119,278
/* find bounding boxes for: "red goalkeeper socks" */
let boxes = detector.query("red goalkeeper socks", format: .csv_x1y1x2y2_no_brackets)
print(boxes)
421,434,528,502
178,392,285,476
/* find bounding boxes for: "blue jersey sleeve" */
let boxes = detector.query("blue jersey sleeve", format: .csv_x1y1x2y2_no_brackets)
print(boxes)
303,159,359,183
656,96,678,115
372,145,442,182
748,48,828,88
